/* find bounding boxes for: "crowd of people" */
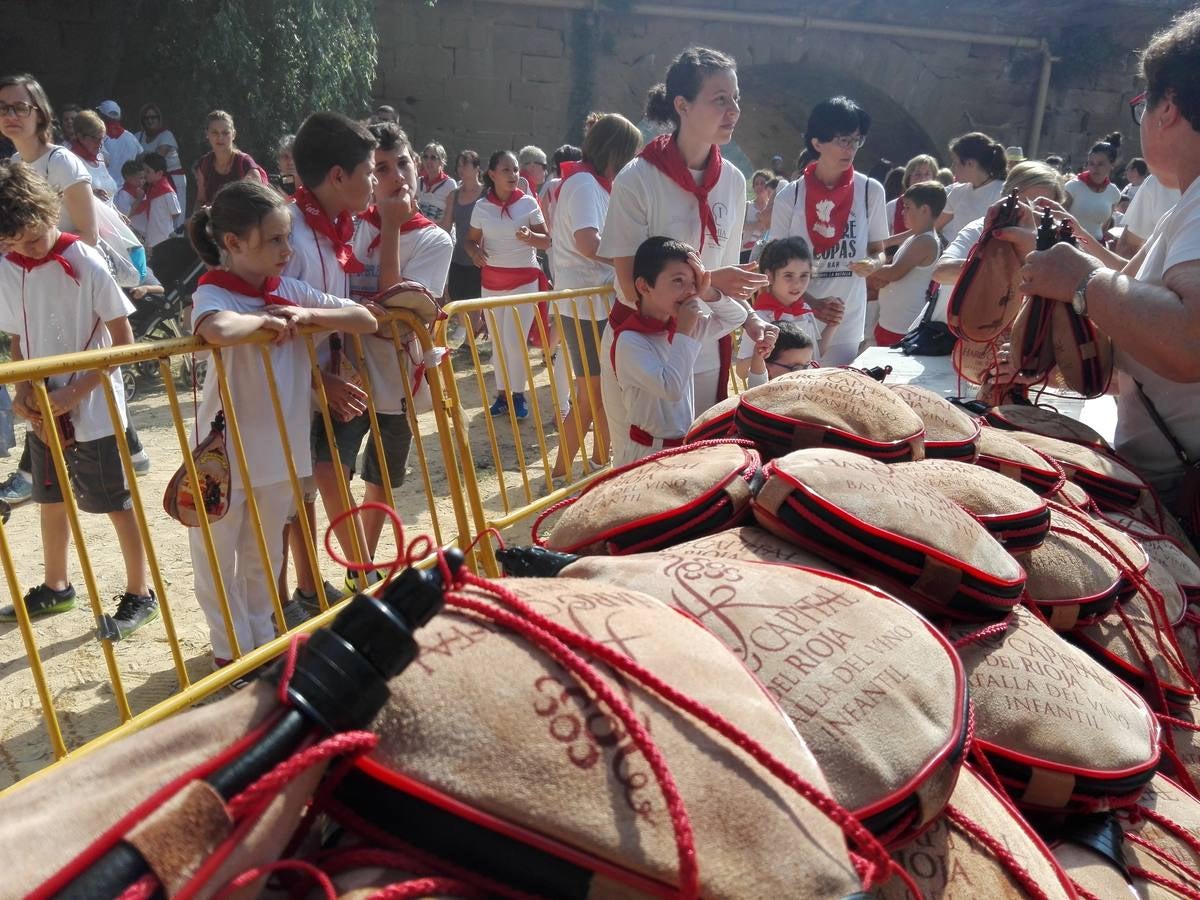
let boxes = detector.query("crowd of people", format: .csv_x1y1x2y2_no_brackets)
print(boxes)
0,2,1197,670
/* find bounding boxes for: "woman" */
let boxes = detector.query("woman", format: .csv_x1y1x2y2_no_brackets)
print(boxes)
549,113,642,476
68,110,118,204
767,95,889,366
599,47,771,413
1015,10,1200,536
442,150,486,320
742,168,775,262
58,102,80,144
940,132,1007,243
135,102,186,202
417,142,457,225
885,154,938,243
273,133,297,196
1064,132,1124,241
465,150,551,420
0,73,97,244
193,110,267,208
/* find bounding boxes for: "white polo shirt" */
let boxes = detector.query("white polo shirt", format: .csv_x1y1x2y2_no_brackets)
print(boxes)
469,193,543,270
549,172,615,319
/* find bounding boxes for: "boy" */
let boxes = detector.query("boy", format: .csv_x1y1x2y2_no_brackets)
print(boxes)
0,162,156,636
745,321,816,387
862,180,946,347
602,236,747,468
115,159,145,224
734,236,827,378
138,152,183,250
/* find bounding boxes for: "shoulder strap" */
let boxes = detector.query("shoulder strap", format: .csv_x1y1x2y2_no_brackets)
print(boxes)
1134,379,1192,465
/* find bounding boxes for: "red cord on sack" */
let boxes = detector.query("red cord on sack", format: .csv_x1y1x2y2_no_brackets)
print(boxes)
1123,831,1200,883
212,860,338,900
367,878,491,899
952,619,1011,648
943,805,1053,900
1129,864,1200,900
1070,878,1102,900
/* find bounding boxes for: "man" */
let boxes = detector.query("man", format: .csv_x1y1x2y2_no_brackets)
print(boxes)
96,100,142,186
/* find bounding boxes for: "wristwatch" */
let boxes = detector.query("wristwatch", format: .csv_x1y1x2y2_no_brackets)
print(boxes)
1072,268,1100,317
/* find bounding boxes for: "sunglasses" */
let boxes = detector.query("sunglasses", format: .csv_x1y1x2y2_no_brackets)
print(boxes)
1129,91,1147,126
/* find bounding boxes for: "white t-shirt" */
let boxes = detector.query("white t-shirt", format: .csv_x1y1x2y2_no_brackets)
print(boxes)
114,184,140,219
736,305,820,361
549,172,615,319
941,216,986,264
191,277,355,488
79,155,118,204
145,189,182,249
767,170,888,348
13,146,91,234
1123,175,1181,241
0,241,133,441
877,232,939,334
1064,178,1122,240
349,217,453,414
283,202,350,297
469,193,543,270
103,130,143,185
136,129,183,174
1115,176,1200,504
943,179,1004,243
417,175,458,222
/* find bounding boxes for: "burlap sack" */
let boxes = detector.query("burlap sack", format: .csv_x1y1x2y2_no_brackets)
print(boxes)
667,525,844,574
951,337,997,387
1048,478,1097,515
984,403,1111,450
887,384,980,462
1051,301,1114,399
891,459,1050,552
554,553,967,843
1160,696,1200,799
871,765,1076,900
948,606,1159,812
1010,295,1056,382
975,426,1066,497
538,442,761,555
1004,430,1150,513
335,577,864,898
1120,773,1200,889
684,395,739,443
945,192,1024,342
373,280,440,339
1107,515,1200,608
753,449,1025,619
734,368,926,462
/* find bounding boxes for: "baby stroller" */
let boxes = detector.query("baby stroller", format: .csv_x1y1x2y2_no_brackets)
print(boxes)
123,237,206,401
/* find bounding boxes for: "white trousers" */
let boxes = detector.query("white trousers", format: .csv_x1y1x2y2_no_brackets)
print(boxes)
485,282,538,396
190,483,293,660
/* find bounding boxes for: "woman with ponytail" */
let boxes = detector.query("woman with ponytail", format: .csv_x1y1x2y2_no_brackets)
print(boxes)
1065,131,1124,240
767,95,889,365
599,47,770,414
941,132,1008,243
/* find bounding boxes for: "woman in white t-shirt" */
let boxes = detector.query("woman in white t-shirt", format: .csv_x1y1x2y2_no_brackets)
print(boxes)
940,132,1008,244
466,150,550,420
767,95,889,365
135,102,187,202
417,142,458,225
68,110,118,204
599,46,772,414
549,113,642,476
1064,132,1124,241
742,168,775,261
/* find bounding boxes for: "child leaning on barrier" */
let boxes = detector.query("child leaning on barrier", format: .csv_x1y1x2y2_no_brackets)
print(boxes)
187,180,376,670
0,161,157,637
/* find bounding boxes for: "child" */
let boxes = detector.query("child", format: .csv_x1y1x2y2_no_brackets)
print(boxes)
0,162,156,637
745,321,816,387
115,159,145,222
187,179,375,668
136,152,182,250
602,236,746,468
861,180,945,347
735,237,831,378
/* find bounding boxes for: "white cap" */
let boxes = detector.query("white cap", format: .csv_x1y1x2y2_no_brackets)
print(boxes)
97,100,121,119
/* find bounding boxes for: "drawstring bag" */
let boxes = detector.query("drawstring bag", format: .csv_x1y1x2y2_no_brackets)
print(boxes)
946,192,1024,342
1051,302,1114,399
1002,429,1151,513
163,410,231,526
684,394,739,443
984,403,1112,450
888,383,980,462
975,426,1067,496
668,524,844,573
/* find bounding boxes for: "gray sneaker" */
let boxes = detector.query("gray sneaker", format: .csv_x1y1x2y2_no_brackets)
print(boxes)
131,451,151,476
98,590,158,640
0,471,32,505
281,598,311,630
291,581,343,617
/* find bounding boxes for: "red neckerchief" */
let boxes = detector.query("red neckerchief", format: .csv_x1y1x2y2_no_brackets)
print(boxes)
553,161,612,203
753,290,813,322
1078,170,1110,191
359,205,436,252
120,181,143,207
891,197,906,236
103,119,126,140
132,176,176,216
803,162,855,255
607,301,676,375
420,171,449,194
639,134,722,251
70,140,99,165
486,187,526,219
198,270,298,307
292,186,364,274
6,233,81,283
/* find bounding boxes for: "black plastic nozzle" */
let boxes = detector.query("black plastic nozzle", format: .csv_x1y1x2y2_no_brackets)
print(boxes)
496,546,580,578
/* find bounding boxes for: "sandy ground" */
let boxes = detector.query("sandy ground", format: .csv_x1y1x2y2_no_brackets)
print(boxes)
0,345,582,789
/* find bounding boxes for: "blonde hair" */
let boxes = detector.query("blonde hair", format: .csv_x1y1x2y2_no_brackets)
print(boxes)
72,110,106,142
903,154,939,190
1002,160,1066,204
0,162,61,240
581,113,642,177
206,110,236,141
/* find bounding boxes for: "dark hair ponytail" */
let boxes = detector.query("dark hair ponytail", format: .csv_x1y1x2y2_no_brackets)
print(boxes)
1090,131,1122,161
949,131,1007,181
187,206,222,267
187,180,286,268
643,46,736,131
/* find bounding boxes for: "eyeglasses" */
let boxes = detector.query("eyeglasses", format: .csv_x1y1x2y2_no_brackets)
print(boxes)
1130,91,1147,126
0,101,38,119
826,134,867,151
767,359,819,373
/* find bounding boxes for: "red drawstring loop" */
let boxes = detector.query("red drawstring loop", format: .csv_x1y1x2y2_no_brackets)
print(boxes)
212,860,338,900
943,804,1054,900
1128,864,1200,899
367,879,491,899
1123,831,1200,884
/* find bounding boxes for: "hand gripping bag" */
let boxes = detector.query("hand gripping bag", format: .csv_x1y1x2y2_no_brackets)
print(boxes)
1002,429,1152,513
535,441,761,555
733,367,926,462
975,426,1067,497
871,765,1076,900
325,577,887,898
519,552,969,847
945,192,1025,342
887,383,981,463
948,606,1160,814
684,394,739,443
891,459,1050,552
752,449,1025,620
984,403,1112,451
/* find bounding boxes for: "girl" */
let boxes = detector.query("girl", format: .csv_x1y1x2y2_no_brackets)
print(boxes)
600,47,771,414
1065,132,1124,240
186,180,375,667
417,142,457,224
135,103,187,202
742,168,775,262
549,113,642,476
442,149,485,305
746,321,816,387
193,110,268,208
767,95,889,366
940,131,1007,243
465,149,550,421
